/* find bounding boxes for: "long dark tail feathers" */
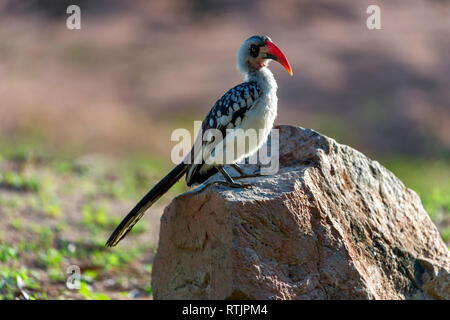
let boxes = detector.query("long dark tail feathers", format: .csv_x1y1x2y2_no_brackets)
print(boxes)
105,163,187,247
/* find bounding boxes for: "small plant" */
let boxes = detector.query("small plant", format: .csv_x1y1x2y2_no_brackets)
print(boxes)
0,244,18,262
0,171,40,192
78,281,110,300
37,248,63,269
9,217,23,231
0,267,40,299
82,270,98,283
43,200,62,218
82,203,110,229
48,268,64,282
143,283,152,296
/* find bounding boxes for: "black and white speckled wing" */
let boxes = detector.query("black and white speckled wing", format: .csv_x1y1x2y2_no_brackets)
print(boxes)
201,81,261,134
185,81,261,186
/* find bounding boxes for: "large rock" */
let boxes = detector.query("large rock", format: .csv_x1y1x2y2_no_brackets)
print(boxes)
152,125,449,300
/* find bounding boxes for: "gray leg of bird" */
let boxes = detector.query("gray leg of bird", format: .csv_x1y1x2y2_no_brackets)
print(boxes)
230,163,245,176
213,166,252,188
230,163,262,179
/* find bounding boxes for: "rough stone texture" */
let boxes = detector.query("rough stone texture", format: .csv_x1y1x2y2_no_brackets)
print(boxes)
152,125,449,300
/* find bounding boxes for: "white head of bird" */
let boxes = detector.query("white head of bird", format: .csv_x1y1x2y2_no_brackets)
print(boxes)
237,35,293,77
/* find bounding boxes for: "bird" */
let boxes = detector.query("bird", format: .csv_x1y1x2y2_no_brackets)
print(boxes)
106,35,292,247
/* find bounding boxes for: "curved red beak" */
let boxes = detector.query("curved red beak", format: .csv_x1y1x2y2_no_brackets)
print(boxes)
265,41,293,76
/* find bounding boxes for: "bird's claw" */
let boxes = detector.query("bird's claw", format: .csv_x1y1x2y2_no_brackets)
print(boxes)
235,173,261,180
212,181,252,189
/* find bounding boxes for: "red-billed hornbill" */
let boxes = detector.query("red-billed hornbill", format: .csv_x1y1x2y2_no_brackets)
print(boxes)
106,35,292,247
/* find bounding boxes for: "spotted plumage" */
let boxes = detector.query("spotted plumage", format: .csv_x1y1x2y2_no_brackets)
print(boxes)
185,81,261,186
202,82,260,134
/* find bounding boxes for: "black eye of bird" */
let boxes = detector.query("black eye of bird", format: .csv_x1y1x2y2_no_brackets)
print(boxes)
250,44,259,58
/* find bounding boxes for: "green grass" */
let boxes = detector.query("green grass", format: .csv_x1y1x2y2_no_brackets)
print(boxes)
78,281,110,300
381,157,450,244
0,171,40,192
382,157,450,195
0,244,19,262
381,157,450,217
9,217,24,231
0,267,41,300
0,148,163,299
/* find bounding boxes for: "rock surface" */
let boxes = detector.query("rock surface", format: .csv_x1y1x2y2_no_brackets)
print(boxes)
152,125,449,300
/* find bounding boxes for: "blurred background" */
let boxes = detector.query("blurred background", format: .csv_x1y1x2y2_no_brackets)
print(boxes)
0,0,448,299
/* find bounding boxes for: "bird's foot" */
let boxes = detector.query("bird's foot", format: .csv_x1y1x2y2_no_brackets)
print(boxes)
235,173,261,180
212,180,252,189
229,164,261,180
